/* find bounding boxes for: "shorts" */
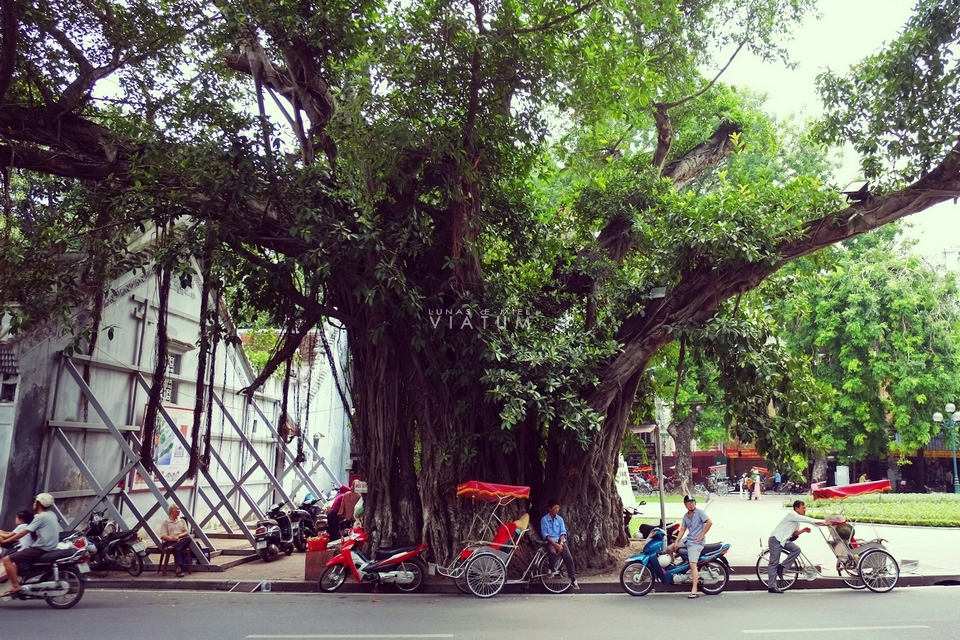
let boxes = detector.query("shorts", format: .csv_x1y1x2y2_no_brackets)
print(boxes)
5,546,46,571
679,540,704,564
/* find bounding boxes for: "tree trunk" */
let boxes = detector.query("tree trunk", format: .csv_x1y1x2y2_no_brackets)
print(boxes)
812,456,828,484
667,410,697,496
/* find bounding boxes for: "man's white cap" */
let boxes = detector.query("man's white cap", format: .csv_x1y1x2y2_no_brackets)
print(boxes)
35,493,55,508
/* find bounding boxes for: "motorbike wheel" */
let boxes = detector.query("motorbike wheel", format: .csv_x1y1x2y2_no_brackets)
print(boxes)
45,567,85,610
284,543,294,556
319,564,347,592
259,548,274,563
699,561,730,595
294,522,312,553
755,549,798,592
394,558,427,593
620,561,653,596
119,545,144,577
537,555,572,594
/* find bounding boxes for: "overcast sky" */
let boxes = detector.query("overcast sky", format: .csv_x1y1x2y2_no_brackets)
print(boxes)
721,0,960,267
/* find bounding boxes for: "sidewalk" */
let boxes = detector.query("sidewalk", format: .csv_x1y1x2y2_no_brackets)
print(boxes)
88,495,960,594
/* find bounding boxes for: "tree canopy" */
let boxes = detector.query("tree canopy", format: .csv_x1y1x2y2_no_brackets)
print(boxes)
3,0,960,567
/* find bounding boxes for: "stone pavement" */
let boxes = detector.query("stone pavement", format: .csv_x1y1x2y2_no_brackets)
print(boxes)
88,494,960,594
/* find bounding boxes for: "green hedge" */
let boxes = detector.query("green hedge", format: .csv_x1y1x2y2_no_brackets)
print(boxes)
803,493,960,527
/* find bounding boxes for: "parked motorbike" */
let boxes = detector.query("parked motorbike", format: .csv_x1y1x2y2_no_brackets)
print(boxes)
255,502,297,561
289,502,316,552
299,495,328,535
83,509,147,576
317,524,427,593
620,526,731,596
637,520,680,545
0,534,92,609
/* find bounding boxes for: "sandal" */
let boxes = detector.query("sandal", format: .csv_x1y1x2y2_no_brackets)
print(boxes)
175,570,184,578
687,592,700,599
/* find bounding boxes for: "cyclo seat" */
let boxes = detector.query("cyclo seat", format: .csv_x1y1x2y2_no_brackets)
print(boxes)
34,548,76,565
374,543,420,560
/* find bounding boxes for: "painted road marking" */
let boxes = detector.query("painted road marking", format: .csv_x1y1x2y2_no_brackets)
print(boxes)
743,626,929,634
247,636,455,639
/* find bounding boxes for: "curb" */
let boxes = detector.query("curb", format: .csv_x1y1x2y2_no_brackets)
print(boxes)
87,572,960,595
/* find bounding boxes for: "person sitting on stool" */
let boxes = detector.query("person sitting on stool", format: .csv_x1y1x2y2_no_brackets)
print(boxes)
160,505,193,577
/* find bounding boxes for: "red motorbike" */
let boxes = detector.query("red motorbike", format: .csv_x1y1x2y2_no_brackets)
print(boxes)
317,525,428,593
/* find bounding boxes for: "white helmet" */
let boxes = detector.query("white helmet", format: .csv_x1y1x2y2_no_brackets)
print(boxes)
35,493,55,508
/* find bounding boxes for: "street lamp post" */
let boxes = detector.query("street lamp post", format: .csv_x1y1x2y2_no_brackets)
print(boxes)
932,403,960,494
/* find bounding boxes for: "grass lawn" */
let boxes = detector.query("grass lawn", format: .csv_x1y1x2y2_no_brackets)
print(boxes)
802,493,960,527
626,493,687,537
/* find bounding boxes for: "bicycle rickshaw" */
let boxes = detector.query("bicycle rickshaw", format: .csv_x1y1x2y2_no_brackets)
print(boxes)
755,479,915,593
436,480,573,598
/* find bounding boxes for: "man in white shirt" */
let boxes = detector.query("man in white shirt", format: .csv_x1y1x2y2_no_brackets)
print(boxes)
767,500,825,593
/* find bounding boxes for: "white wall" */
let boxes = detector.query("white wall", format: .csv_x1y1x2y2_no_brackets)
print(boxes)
0,261,351,536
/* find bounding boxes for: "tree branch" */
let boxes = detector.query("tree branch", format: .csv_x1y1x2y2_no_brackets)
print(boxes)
659,39,746,111
589,140,960,418
503,0,600,36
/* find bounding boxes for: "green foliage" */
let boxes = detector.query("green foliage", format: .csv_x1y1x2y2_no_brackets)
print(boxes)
814,0,960,181
774,228,960,460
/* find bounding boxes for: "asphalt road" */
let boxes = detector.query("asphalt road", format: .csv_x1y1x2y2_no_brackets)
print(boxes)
3,586,958,640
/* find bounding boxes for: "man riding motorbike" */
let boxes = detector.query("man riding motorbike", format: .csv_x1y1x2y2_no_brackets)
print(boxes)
1,493,62,596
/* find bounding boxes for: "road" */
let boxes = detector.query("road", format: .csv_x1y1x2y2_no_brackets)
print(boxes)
3,586,958,640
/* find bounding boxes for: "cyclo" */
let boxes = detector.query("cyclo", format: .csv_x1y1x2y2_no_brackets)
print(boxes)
436,481,573,598
756,480,914,593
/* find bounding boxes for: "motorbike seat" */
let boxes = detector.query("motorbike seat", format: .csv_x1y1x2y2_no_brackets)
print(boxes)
102,530,134,543
33,548,77,565
374,543,420,560
679,542,723,560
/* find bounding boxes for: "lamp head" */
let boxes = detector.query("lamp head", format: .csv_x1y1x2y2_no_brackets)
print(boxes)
946,403,956,414
952,412,960,423
933,412,944,423
841,180,870,202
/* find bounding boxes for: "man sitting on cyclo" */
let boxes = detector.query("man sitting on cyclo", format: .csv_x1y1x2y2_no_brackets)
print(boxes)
1,493,62,596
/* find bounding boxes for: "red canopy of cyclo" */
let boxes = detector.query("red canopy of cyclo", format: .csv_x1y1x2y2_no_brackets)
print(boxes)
812,479,891,500
456,481,531,502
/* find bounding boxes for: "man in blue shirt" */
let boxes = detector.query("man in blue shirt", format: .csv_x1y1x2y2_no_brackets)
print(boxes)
540,499,579,589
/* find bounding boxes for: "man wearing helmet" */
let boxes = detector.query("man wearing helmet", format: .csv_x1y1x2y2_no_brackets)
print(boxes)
1,493,62,596
668,495,712,598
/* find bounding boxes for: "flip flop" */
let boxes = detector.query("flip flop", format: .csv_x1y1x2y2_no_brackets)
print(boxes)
687,592,700,599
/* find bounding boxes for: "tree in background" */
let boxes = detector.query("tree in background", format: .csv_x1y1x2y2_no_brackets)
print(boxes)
775,226,960,469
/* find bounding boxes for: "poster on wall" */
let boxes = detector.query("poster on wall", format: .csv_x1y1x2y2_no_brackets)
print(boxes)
131,405,196,491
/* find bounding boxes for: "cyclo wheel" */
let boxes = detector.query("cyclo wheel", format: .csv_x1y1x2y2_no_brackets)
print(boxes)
858,549,899,593
699,561,730,595
464,552,506,598
537,554,572,594
755,549,798,591
620,561,654,597
716,483,729,496
837,560,866,589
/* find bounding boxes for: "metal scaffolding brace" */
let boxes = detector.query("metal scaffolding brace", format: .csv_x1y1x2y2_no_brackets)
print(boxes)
40,353,333,557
